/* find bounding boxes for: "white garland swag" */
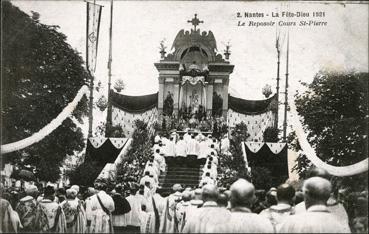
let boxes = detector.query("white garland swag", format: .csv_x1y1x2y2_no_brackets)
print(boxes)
1,86,89,154
290,98,368,176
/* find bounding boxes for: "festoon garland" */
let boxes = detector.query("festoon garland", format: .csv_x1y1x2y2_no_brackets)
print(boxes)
290,96,368,177
1,86,89,154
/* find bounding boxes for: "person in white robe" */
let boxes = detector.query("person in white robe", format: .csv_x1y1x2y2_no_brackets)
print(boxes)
144,160,160,177
199,174,215,187
175,135,187,158
159,184,183,233
279,177,351,233
154,150,166,173
210,138,220,151
218,179,274,233
60,188,87,233
154,134,162,144
165,137,176,157
205,134,213,146
220,134,230,154
182,184,232,233
161,137,171,156
88,184,115,233
201,164,217,180
186,135,199,157
206,155,218,167
140,172,155,190
195,132,204,142
153,143,161,155
183,129,192,143
197,139,210,161
259,183,295,232
124,186,145,233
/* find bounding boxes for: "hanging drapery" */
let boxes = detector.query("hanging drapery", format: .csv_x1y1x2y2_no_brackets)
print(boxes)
1,86,89,154
266,142,286,154
89,136,108,148
290,98,368,177
181,76,205,85
245,142,265,153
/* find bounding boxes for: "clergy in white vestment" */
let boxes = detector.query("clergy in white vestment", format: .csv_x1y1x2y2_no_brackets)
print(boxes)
154,151,166,172
153,143,161,155
218,179,274,233
154,134,162,143
175,135,187,157
159,184,183,233
140,172,155,189
202,164,217,180
144,159,160,177
207,145,218,157
182,184,232,233
197,139,210,160
259,183,295,232
210,138,220,151
220,134,230,154
186,135,200,157
60,188,87,233
161,137,171,156
183,129,192,143
195,132,205,141
206,155,218,166
143,166,159,186
124,186,145,233
165,137,176,157
205,134,212,145
279,177,351,233
199,173,216,187
89,184,115,233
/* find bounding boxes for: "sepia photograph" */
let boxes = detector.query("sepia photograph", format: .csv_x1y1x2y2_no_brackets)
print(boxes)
1,0,368,233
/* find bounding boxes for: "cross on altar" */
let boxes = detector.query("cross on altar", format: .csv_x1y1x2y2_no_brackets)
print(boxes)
187,14,203,31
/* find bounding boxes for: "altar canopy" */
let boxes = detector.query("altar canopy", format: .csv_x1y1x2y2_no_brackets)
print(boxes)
110,91,158,136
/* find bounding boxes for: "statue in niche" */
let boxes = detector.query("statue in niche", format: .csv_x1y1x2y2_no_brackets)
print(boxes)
163,91,174,116
212,91,223,117
190,90,200,114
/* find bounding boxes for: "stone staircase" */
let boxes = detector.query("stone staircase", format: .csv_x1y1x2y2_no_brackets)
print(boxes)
158,157,204,196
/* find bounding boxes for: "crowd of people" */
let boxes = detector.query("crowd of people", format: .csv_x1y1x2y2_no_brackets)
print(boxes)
1,128,367,233
1,167,367,233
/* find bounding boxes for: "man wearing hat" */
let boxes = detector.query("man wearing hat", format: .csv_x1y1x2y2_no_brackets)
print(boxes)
159,184,183,233
15,185,39,232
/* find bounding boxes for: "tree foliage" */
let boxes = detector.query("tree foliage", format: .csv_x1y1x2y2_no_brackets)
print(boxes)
116,120,153,184
263,127,279,142
293,70,368,190
2,1,89,182
218,122,250,187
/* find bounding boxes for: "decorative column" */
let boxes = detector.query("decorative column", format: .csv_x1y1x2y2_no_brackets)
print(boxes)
222,78,229,119
158,77,165,117
206,83,213,117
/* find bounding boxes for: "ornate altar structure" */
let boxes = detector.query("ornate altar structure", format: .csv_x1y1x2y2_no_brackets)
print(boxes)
155,14,234,120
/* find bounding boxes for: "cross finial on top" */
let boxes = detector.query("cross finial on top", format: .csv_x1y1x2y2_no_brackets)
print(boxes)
187,14,203,31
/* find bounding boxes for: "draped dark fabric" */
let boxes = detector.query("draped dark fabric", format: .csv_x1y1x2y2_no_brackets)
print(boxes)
111,91,158,113
85,138,128,164
228,94,276,115
245,143,288,187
